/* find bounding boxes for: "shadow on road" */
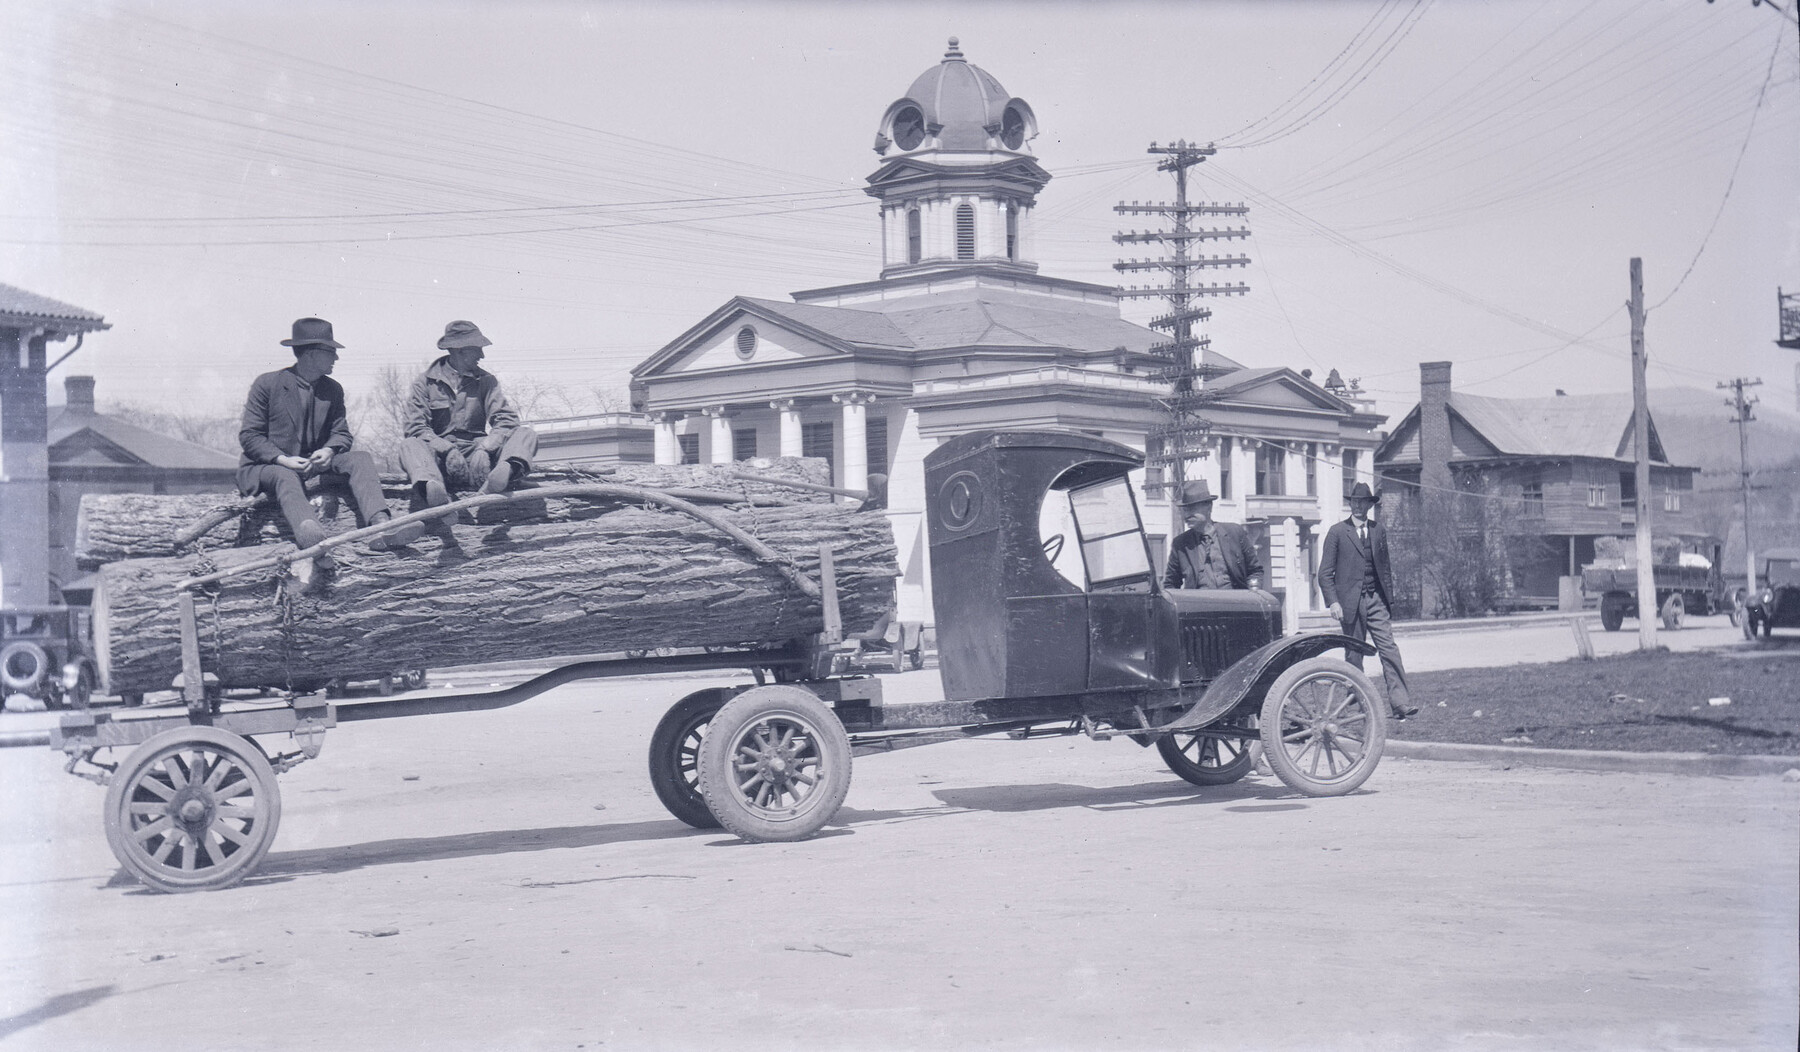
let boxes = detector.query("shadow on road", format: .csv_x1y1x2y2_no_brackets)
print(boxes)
927,776,1306,814
257,817,698,878
0,985,117,1041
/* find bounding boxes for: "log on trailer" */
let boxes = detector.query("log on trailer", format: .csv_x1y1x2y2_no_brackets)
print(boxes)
91,500,897,695
74,458,835,566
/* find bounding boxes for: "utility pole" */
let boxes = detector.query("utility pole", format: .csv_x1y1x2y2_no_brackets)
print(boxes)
1629,258,1657,650
1113,141,1250,531
1720,376,1762,598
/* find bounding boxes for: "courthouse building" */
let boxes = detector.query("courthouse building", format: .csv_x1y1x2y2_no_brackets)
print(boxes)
544,41,1386,625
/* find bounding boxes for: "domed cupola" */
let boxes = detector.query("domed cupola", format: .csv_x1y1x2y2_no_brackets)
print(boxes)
876,38,1039,158
865,39,1051,279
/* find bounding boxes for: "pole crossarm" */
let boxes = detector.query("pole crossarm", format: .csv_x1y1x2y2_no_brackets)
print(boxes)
1113,256,1252,272
1120,283,1251,300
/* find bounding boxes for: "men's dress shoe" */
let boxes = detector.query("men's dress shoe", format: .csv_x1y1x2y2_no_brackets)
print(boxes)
1391,706,1419,721
368,516,425,550
422,480,451,508
293,519,335,572
478,459,514,495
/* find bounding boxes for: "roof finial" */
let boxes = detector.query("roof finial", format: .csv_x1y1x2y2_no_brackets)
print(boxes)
945,36,963,60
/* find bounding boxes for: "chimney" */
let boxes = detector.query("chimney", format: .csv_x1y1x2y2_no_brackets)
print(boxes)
1418,361,1453,496
65,375,96,414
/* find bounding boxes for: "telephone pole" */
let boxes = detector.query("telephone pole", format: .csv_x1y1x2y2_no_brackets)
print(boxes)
1113,141,1250,524
1720,376,1762,598
1629,258,1657,650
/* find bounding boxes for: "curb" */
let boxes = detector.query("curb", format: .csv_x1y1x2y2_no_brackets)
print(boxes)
1386,739,1800,778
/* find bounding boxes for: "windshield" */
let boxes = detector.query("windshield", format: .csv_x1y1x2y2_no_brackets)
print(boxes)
1768,559,1800,588
1065,476,1153,589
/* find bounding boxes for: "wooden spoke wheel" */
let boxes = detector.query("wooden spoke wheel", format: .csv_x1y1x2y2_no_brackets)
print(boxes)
1259,657,1386,797
697,685,851,843
103,726,281,893
1158,714,1258,786
648,688,730,829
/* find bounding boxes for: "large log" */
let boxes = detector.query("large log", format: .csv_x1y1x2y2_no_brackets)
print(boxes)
75,458,835,566
92,500,897,695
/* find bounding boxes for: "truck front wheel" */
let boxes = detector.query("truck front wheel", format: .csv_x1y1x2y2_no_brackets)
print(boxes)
1259,657,1386,797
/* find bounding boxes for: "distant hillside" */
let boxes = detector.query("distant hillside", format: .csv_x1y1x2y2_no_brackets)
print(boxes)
1650,386,1800,473
1650,387,1800,571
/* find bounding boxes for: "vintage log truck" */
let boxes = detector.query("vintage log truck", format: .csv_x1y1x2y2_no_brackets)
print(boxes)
1,429,1387,893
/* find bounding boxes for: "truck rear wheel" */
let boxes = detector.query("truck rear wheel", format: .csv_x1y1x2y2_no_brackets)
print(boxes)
698,685,850,843
1259,657,1386,797
1600,596,1626,632
648,688,729,829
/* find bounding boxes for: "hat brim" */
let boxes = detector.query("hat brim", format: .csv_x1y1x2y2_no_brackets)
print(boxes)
438,335,492,350
281,338,343,349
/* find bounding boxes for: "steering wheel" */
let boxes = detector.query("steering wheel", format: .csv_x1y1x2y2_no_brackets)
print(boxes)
1041,533,1065,563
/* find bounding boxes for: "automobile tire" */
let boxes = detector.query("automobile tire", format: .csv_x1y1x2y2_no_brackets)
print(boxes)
647,688,729,829
697,685,850,842
1600,596,1625,632
1660,593,1684,631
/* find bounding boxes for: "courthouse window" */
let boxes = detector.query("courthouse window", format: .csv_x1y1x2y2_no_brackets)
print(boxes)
732,428,757,462
802,421,835,477
677,433,700,466
865,415,889,477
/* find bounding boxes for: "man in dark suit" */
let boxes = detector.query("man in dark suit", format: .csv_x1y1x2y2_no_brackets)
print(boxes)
1162,480,1263,591
238,317,423,569
1318,482,1417,719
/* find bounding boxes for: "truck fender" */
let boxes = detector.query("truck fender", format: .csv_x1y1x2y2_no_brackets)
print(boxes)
1161,632,1376,733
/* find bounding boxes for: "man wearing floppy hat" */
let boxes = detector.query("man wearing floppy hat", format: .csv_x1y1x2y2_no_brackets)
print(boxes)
238,318,423,568
1319,481,1417,720
398,320,538,508
1162,479,1263,591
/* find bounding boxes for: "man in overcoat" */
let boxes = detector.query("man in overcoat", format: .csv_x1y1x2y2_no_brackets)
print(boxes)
238,317,422,568
1317,481,1418,719
1162,480,1263,591
397,320,538,508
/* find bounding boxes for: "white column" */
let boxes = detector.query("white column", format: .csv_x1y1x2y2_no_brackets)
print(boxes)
1355,447,1376,492
1283,441,1307,500
1228,439,1257,523
651,412,679,466
771,399,803,458
1318,443,1344,527
1280,517,1303,635
834,392,872,498
704,406,732,465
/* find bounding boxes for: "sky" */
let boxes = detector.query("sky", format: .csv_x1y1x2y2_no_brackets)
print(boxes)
4,0,1798,429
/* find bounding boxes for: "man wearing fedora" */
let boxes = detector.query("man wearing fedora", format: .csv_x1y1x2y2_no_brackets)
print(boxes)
1318,481,1418,720
398,320,538,508
238,318,423,567
1162,479,1263,591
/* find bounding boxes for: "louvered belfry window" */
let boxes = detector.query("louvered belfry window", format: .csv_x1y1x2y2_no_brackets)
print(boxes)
906,209,921,264
955,204,975,260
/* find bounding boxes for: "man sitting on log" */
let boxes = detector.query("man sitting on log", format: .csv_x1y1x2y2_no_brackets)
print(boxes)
398,320,539,508
238,317,424,570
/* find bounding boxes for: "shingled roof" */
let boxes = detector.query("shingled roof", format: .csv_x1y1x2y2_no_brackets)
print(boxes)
1379,390,1679,467
0,282,109,332
48,404,236,472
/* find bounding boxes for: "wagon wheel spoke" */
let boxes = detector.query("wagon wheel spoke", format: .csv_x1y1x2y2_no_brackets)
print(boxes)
215,803,257,821
1320,680,1351,719
212,820,253,848
133,816,173,842
135,776,176,802
151,832,180,863
204,758,240,793
129,802,169,817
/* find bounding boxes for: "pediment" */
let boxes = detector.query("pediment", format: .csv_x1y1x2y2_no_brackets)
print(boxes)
1213,371,1350,413
638,300,852,379
49,428,147,467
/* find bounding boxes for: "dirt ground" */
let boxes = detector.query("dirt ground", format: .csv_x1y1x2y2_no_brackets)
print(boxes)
2,667,1796,1051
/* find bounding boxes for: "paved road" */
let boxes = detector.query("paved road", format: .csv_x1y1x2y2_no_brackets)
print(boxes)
2,668,1794,1051
1396,612,1749,672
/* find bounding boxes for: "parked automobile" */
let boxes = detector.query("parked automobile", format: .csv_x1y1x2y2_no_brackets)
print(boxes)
0,606,96,709
1742,548,1800,640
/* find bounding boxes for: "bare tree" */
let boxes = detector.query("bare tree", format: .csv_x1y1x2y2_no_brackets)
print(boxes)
101,402,240,455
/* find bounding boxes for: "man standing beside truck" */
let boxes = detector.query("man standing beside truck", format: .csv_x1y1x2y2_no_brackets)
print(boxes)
1318,482,1418,720
1162,480,1263,591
